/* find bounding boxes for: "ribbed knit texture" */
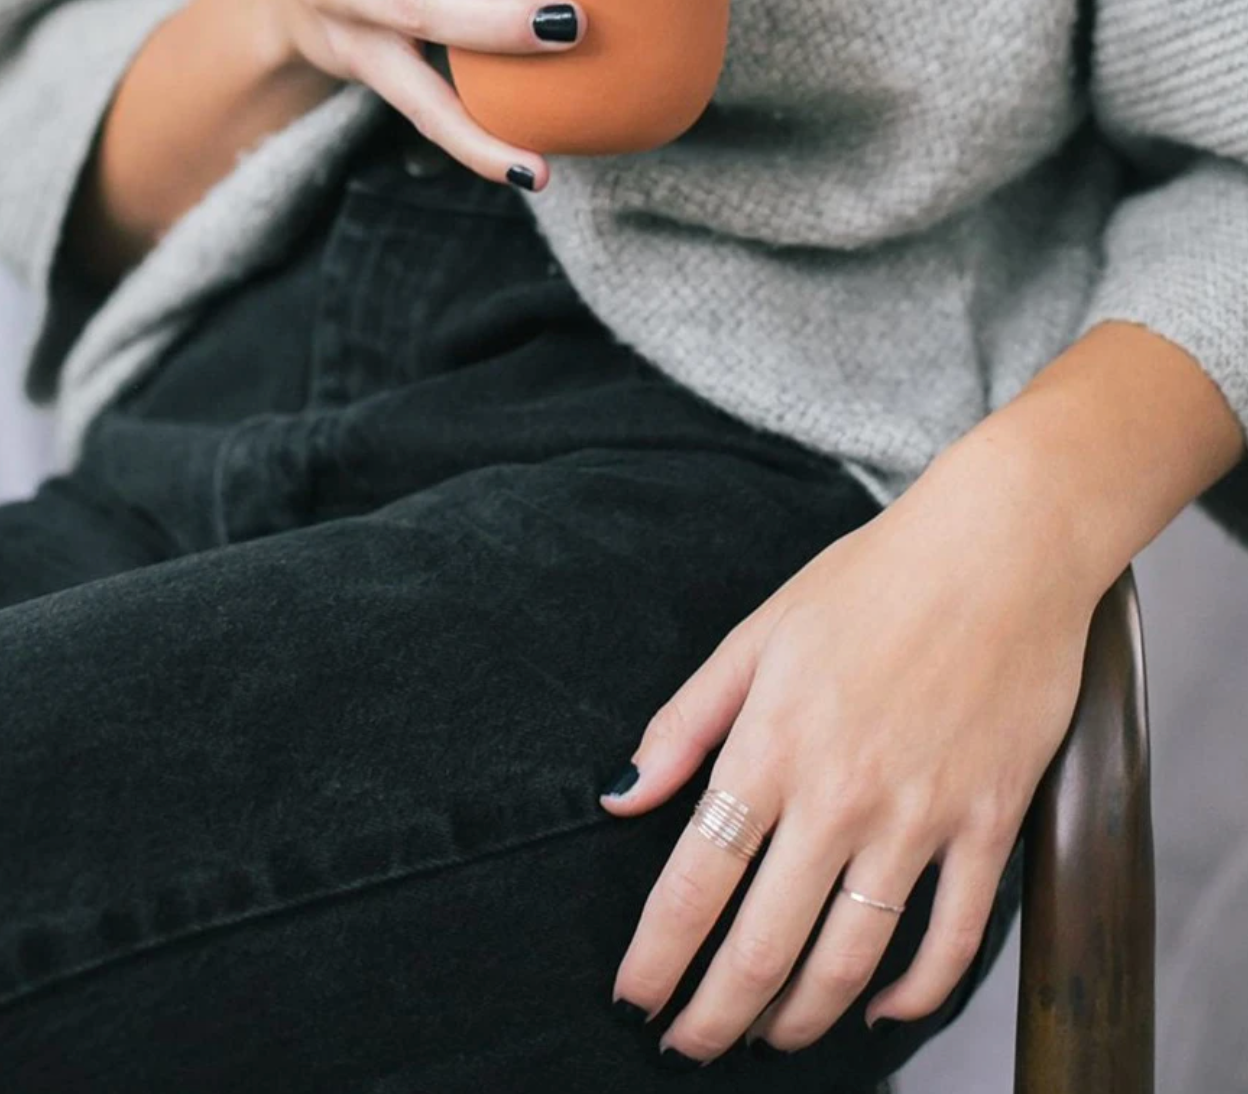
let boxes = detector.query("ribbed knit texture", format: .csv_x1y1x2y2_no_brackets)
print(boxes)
2,0,1248,522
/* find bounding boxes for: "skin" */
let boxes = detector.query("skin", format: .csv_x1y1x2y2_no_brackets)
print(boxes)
70,0,577,281
607,321,1243,1058
69,0,1246,1067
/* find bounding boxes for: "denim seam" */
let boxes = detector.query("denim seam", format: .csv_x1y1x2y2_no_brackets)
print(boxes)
0,809,619,1015
208,421,239,548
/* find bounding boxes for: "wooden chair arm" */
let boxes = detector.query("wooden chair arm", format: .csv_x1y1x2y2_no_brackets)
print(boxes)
1014,568,1155,1094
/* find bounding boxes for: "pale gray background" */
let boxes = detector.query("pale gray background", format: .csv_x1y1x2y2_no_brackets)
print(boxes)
1,266,1245,1091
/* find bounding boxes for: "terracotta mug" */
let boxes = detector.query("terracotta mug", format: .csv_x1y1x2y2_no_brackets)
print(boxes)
447,0,731,156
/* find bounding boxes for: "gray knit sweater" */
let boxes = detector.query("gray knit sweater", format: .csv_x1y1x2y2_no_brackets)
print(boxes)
2,0,1248,525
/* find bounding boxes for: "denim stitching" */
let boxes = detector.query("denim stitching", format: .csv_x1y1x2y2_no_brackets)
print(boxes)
0,807,617,1014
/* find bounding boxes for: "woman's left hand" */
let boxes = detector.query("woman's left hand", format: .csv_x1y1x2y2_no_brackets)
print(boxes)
601,446,1102,1061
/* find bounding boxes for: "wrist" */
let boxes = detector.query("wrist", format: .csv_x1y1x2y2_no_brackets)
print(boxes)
903,416,1118,613
904,321,1244,610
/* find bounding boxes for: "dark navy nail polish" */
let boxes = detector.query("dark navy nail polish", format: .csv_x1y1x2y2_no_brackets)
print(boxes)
658,1048,703,1073
612,999,650,1028
533,4,579,43
602,762,639,798
748,1038,787,1061
506,166,536,191
872,1018,902,1035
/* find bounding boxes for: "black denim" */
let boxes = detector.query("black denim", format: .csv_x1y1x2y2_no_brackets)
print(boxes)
0,116,1015,1092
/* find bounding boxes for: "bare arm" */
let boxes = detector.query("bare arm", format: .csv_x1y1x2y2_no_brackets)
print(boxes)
915,319,1244,597
603,319,1244,1057
68,0,337,281
68,0,589,282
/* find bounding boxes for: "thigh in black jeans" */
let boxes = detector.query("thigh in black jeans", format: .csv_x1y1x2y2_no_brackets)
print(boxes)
0,120,1016,1092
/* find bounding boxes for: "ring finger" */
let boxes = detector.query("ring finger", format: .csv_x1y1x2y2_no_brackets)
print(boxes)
658,816,850,1062
750,840,930,1052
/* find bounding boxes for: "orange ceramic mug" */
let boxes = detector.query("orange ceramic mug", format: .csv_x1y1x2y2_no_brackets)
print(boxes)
447,0,731,156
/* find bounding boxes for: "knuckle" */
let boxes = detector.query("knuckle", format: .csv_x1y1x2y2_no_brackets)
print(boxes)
647,697,692,747
726,932,791,991
390,0,432,37
965,796,1022,850
672,1023,729,1061
657,866,712,927
820,786,875,834
892,785,944,843
768,1016,828,1053
938,919,986,967
402,97,440,142
327,29,366,78
614,964,668,1013
811,947,877,997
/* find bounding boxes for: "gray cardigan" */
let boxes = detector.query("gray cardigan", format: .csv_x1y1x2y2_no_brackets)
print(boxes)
3,0,1248,536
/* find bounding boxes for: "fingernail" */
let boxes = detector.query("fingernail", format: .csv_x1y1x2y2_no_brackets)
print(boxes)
657,1048,704,1073
506,165,536,191
748,1038,788,1061
870,1018,902,1034
602,762,640,798
533,4,579,43
612,999,650,1028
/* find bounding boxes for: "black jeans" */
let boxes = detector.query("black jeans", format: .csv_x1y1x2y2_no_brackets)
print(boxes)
0,117,1012,1092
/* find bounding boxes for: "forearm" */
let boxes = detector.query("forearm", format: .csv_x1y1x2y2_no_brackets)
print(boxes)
901,321,1245,602
69,0,338,282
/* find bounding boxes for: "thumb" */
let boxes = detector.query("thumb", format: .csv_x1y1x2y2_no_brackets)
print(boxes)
600,616,765,817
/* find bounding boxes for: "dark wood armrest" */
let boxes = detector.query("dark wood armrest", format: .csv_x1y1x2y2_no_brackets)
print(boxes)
1014,568,1155,1094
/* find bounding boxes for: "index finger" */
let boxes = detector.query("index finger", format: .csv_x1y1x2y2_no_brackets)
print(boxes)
314,0,587,54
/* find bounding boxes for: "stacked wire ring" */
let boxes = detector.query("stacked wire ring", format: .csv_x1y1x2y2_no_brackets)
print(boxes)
842,888,906,916
691,788,768,861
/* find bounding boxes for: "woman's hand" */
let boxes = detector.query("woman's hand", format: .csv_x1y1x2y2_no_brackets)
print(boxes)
73,0,585,280
601,439,1102,1061
602,321,1245,1064
270,0,587,188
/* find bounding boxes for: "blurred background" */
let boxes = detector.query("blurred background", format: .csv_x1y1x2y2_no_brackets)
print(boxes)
1,263,1245,1091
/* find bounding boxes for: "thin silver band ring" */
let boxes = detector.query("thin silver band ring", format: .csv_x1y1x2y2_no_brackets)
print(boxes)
842,887,906,916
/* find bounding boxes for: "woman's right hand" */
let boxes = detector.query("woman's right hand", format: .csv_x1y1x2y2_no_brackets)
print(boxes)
268,0,588,190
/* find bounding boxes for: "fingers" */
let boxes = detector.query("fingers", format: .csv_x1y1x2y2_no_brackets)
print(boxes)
658,817,846,1061
314,0,587,53
864,837,1014,1025
613,775,779,1022
332,24,548,187
601,621,764,816
749,839,929,1052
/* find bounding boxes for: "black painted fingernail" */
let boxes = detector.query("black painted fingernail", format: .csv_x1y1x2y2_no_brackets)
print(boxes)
602,763,639,798
612,999,650,1028
748,1038,787,1061
871,1018,902,1034
506,165,535,191
658,1048,704,1073
533,4,578,43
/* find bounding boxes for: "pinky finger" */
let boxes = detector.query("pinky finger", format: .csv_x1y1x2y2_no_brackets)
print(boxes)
335,25,549,189
864,839,1013,1026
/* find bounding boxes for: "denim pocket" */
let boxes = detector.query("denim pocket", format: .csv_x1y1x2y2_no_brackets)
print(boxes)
308,159,567,409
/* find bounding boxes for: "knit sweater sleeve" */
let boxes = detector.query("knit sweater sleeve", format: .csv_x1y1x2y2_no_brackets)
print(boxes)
0,0,181,384
1079,0,1248,542
1081,0,1248,437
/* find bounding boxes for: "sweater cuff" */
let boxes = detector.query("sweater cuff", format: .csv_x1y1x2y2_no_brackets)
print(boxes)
1079,155,1248,442
0,0,182,397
